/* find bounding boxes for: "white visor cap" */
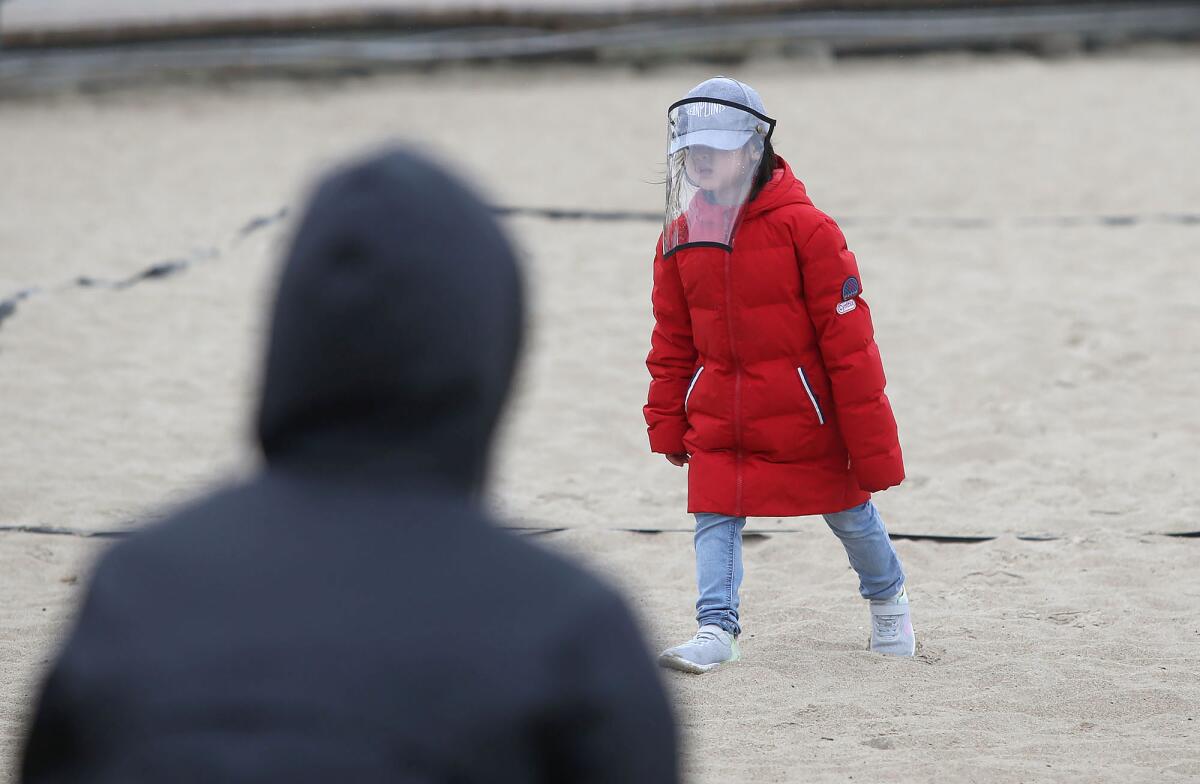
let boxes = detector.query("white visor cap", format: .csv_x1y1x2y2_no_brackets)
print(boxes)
667,76,772,154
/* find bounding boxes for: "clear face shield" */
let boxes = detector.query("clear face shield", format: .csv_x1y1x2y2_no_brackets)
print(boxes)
664,98,775,257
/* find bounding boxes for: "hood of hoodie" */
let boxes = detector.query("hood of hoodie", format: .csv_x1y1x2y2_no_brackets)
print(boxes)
255,148,524,492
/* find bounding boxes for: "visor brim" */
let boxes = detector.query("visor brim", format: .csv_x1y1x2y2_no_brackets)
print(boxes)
668,129,754,155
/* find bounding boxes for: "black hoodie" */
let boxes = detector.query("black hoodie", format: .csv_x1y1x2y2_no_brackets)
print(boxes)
20,149,678,784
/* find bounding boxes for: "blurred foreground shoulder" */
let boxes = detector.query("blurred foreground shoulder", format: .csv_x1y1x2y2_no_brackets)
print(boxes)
491,526,679,783
548,568,680,783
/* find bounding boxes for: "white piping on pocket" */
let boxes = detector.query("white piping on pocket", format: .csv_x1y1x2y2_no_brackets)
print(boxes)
685,365,705,411
797,367,826,426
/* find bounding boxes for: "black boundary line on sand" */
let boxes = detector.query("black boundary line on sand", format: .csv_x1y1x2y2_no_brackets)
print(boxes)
623,528,1004,542
2,203,1196,333
0,250,219,331
0,209,289,333
4,523,1197,542
497,206,1200,228
0,524,129,539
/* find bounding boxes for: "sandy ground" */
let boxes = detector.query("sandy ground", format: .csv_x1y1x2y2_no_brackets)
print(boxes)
1,51,1199,781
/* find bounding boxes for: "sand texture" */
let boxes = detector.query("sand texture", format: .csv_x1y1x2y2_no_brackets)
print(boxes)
1,52,1199,781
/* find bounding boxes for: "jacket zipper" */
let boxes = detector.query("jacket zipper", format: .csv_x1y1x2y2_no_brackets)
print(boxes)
797,366,826,426
725,251,743,516
684,365,704,411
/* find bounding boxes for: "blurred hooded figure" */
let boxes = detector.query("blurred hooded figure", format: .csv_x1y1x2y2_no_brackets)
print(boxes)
21,148,678,784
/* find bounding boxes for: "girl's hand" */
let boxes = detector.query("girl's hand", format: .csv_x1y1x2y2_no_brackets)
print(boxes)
665,453,689,467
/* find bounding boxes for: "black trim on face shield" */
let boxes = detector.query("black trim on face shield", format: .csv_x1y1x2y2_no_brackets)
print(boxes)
667,96,777,129
663,240,732,258
667,97,777,143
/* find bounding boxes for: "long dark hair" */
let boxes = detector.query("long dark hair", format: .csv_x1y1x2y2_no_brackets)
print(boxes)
748,138,778,203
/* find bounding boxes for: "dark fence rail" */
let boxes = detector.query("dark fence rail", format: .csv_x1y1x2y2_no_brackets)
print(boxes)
3,0,1199,47
2,2,1198,94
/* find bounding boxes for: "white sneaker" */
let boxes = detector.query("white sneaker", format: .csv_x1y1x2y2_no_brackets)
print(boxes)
869,588,916,656
658,624,740,674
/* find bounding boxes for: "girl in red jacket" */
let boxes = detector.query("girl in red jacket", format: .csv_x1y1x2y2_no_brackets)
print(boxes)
645,77,915,673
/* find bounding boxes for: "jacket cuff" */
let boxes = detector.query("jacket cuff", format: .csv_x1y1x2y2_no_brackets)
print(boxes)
852,450,905,492
647,419,688,455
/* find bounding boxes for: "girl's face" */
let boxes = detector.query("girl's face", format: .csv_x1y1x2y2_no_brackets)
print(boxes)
684,144,759,194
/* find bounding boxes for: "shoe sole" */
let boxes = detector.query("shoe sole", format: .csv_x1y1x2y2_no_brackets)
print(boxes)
657,644,740,674
869,630,916,656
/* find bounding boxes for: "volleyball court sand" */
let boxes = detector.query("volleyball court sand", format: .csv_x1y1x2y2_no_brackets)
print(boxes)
1,52,1198,781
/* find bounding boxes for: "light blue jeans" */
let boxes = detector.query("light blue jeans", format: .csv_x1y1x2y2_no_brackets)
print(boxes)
694,500,905,636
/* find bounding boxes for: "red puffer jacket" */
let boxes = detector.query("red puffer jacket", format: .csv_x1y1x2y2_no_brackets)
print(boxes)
645,157,903,517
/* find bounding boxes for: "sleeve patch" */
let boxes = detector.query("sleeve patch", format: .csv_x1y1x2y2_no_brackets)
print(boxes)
836,299,857,315
841,276,861,301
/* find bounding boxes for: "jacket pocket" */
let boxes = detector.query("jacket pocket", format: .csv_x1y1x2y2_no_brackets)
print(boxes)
797,366,826,426
684,365,704,412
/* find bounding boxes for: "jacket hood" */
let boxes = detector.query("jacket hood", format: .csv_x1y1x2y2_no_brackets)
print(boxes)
745,155,812,219
674,155,810,245
255,148,524,492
